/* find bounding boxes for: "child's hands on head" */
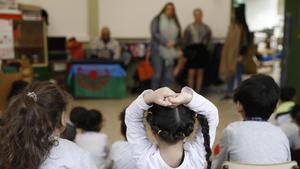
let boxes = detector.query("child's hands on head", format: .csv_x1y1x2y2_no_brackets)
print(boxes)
144,87,176,106
144,87,193,107
169,90,193,106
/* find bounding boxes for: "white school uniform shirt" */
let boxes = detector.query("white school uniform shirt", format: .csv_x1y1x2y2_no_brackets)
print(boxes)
125,87,219,169
280,122,300,150
40,138,97,169
75,132,109,169
109,140,136,169
211,121,291,169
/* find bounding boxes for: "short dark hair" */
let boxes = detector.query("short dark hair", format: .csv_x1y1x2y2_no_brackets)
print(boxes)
119,109,127,140
79,109,103,132
291,105,300,121
70,107,87,128
233,74,280,120
280,86,296,102
7,80,29,100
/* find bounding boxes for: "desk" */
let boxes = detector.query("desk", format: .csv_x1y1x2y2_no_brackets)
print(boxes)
68,61,127,99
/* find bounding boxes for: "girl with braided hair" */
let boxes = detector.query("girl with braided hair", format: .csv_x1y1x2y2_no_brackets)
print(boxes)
125,87,219,169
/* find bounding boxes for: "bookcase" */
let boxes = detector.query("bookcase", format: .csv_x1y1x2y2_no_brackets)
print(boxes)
14,4,48,67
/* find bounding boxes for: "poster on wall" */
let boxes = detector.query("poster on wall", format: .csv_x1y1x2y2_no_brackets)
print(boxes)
0,19,14,60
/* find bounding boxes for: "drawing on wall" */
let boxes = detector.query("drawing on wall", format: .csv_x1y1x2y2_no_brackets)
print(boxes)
0,19,14,60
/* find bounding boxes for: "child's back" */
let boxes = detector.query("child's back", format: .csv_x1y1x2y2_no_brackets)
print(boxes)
125,87,219,169
281,122,300,150
41,138,96,169
109,110,135,169
280,105,300,150
110,140,135,169
74,109,109,169
212,75,291,169
218,121,290,164
76,132,109,169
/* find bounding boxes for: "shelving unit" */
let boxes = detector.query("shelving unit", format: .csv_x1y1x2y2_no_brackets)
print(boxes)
14,4,48,68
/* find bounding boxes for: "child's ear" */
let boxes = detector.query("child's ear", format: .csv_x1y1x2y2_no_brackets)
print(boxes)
236,101,244,113
60,111,67,129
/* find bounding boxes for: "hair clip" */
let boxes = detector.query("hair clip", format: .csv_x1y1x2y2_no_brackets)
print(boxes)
182,133,186,137
27,92,37,102
157,130,162,135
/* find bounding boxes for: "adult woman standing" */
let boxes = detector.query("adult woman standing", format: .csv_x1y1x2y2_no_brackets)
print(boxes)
219,5,251,99
183,8,212,93
150,2,181,89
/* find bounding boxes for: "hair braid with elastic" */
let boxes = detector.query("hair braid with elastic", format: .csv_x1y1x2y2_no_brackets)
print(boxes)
197,114,211,169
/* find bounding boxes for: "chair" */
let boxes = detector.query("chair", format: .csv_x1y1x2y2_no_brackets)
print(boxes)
292,149,300,166
222,161,299,169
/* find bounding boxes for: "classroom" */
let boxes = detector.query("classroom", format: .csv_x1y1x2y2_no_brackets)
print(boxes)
0,0,300,169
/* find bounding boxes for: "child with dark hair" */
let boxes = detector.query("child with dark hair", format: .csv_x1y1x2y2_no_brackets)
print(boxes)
125,87,219,169
280,105,300,150
269,86,296,125
75,109,109,169
7,80,29,100
212,75,291,169
109,109,135,169
0,81,97,169
60,106,87,141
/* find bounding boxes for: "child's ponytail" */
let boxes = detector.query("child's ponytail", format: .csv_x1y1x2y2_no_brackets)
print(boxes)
0,82,67,169
196,114,212,169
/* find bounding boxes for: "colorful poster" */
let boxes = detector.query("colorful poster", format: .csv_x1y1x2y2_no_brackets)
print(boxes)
0,19,14,60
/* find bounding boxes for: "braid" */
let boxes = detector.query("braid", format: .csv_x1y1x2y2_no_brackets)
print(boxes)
197,114,212,169
147,105,212,168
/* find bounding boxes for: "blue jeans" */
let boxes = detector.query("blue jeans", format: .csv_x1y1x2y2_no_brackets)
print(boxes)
227,63,243,95
151,55,173,90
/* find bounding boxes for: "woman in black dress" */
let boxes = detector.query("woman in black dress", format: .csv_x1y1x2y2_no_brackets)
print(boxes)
183,8,212,93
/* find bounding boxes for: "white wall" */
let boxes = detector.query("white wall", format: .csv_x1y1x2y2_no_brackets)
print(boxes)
18,0,89,41
99,0,231,39
246,0,281,31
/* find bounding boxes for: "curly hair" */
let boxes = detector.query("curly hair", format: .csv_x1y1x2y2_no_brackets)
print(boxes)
0,81,67,169
147,104,211,168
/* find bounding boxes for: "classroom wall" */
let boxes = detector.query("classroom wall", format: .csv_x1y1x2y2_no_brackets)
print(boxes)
17,0,231,40
99,0,231,39
245,0,281,31
18,0,89,41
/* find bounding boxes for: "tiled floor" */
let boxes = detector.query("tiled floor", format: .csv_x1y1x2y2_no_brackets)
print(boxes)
72,92,242,146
